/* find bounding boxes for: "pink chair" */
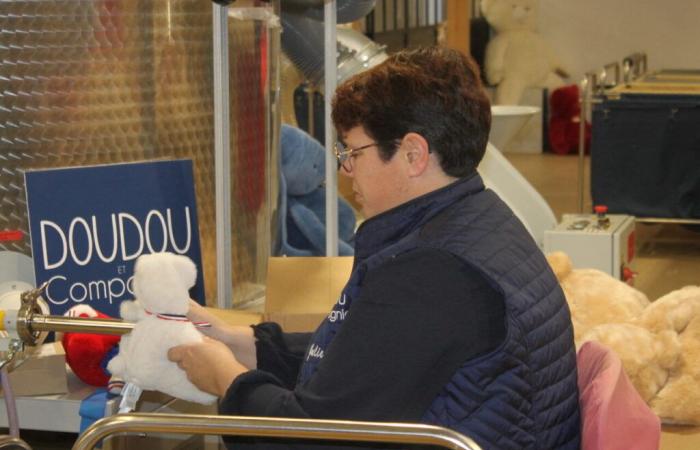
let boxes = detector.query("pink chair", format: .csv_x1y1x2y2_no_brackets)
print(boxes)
577,341,661,450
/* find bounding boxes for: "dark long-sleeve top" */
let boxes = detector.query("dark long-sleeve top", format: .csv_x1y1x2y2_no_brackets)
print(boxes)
218,248,505,448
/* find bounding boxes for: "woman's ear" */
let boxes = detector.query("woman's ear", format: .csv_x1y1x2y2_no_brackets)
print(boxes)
401,132,431,176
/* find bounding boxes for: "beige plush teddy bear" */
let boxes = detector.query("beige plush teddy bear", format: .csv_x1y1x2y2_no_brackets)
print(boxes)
481,0,567,105
642,287,700,424
546,251,650,343
547,251,700,424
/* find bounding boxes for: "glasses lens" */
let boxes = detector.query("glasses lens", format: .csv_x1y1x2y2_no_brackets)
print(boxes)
335,142,351,171
336,142,347,160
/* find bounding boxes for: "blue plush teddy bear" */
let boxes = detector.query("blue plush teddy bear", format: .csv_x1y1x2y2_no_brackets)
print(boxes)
277,124,356,256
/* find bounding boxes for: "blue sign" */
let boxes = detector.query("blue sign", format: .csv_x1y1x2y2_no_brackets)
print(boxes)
25,160,205,317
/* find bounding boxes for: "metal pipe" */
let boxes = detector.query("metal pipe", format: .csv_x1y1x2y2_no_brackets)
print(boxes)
601,62,620,89
9,283,134,345
29,315,133,335
73,413,483,450
213,1,233,309
636,217,700,225
324,0,339,257
578,74,590,213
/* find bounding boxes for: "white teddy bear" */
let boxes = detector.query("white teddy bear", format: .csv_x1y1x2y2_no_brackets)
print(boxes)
107,252,217,405
481,0,567,105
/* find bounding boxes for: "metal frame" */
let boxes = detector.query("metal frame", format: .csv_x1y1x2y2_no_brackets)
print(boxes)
72,413,483,450
213,2,233,308
324,0,339,257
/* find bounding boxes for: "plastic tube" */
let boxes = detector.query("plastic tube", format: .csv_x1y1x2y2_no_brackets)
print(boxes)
1,367,20,438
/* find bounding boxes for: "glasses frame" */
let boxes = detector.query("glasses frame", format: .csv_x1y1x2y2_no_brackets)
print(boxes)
333,140,399,172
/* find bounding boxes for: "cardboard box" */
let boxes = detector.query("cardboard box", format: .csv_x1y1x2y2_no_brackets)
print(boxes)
206,308,263,327
3,342,68,396
264,257,353,332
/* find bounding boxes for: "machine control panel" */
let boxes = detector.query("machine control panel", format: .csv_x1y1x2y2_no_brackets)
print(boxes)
544,210,636,281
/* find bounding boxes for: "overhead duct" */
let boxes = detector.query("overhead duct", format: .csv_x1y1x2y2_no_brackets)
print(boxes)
281,0,382,86
336,27,388,85
283,0,375,25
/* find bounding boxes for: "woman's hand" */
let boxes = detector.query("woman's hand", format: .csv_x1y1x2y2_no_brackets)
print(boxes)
168,336,248,397
188,299,226,337
187,300,258,370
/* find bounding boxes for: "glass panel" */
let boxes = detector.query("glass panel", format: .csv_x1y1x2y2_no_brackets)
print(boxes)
228,3,280,306
0,0,280,307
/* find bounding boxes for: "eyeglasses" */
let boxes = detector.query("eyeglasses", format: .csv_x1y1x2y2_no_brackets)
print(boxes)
333,140,398,172
333,142,377,172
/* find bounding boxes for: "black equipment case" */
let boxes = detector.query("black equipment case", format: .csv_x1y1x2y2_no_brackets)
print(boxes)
590,70,700,219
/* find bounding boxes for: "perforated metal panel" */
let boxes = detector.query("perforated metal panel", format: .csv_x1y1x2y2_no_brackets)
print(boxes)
0,0,280,306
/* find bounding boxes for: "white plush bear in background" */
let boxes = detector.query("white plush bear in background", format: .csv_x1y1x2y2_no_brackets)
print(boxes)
107,252,217,405
481,0,567,105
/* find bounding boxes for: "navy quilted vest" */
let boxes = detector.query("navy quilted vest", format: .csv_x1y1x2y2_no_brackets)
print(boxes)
298,174,581,449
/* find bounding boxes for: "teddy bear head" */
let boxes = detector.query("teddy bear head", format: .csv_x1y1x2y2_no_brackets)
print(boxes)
481,0,538,33
133,252,196,315
281,124,326,197
546,251,650,343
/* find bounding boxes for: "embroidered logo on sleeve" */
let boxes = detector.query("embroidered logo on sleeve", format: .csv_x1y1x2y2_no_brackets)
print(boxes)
306,343,325,361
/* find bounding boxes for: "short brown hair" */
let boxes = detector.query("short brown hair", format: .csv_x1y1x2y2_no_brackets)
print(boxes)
332,46,491,177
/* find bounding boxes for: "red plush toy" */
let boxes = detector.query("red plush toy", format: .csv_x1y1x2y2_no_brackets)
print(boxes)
60,305,121,387
548,84,591,155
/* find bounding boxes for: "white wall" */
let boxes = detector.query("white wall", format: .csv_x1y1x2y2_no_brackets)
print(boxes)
539,0,700,83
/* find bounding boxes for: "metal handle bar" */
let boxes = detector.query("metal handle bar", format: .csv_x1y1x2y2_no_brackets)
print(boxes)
599,61,620,89
72,413,483,450
622,51,648,85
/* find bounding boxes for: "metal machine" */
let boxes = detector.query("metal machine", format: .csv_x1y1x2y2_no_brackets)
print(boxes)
544,207,636,281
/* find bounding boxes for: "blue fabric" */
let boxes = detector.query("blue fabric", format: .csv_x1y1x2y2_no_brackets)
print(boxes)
79,388,109,435
277,124,356,256
297,173,580,450
100,343,120,375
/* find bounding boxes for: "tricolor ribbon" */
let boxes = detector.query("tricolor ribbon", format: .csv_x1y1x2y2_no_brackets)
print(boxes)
144,310,211,328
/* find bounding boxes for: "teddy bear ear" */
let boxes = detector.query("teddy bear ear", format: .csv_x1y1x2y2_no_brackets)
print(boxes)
545,251,573,282
171,253,197,289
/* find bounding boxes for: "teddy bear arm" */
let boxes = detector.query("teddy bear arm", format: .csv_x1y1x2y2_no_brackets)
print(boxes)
495,77,528,106
289,201,355,256
120,300,146,322
484,36,508,85
543,44,569,75
106,353,126,378
288,201,329,255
